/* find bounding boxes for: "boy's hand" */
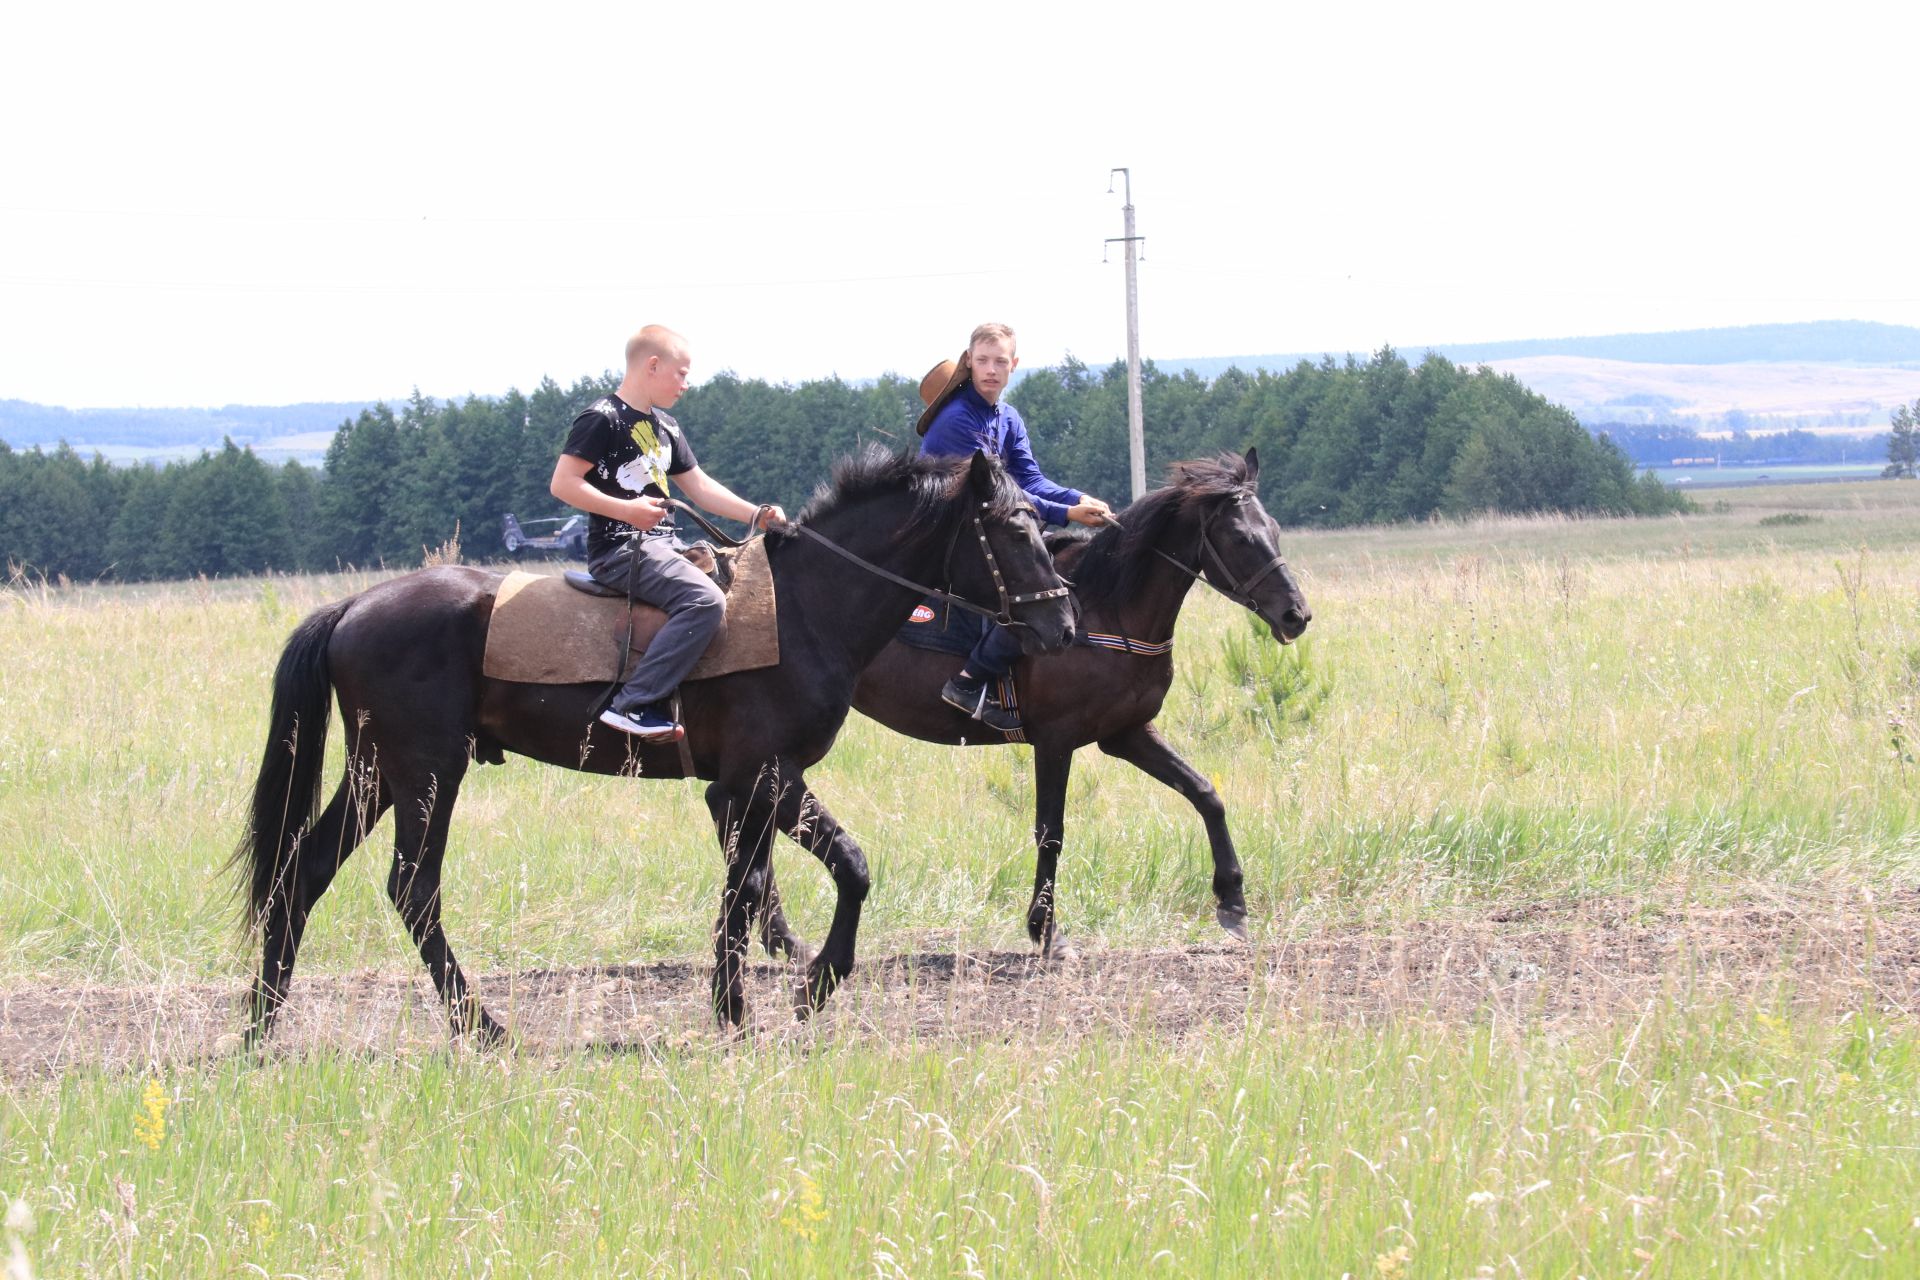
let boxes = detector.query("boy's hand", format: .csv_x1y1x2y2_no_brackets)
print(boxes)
1067,497,1114,526
755,504,789,532
624,496,670,530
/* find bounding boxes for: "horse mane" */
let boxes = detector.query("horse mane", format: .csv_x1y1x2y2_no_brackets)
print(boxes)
1062,453,1255,604
793,444,1028,543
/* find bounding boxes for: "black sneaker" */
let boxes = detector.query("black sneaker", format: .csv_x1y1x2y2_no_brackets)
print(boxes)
598,701,684,742
940,672,1022,732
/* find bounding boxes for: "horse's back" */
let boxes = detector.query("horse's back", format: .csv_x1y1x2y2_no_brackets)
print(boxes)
327,566,502,720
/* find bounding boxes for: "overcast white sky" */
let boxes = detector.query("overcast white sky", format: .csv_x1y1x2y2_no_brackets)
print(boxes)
4,1,1916,409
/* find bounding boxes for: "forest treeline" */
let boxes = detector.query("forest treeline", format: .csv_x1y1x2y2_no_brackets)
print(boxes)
1,349,1689,583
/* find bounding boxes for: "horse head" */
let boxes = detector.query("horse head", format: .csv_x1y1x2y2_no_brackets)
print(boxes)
790,445,1079,654
1175,448,1312,644
949,450,1079,653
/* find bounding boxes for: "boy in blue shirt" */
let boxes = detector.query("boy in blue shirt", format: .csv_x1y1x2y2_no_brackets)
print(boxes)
918,322,1112,730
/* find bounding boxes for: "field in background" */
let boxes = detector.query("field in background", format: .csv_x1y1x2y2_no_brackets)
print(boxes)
4,478,1919,1275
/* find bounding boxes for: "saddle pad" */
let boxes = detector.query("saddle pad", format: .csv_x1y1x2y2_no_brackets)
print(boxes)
483,538,779,685
895,595,987,657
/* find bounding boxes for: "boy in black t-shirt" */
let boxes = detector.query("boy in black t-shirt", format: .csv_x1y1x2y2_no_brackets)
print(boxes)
549,325,786,741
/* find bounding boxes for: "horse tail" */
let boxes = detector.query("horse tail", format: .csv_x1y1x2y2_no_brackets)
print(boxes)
235,596,352,930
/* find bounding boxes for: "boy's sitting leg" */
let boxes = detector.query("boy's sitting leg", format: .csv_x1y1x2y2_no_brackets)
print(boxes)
589,537,727,741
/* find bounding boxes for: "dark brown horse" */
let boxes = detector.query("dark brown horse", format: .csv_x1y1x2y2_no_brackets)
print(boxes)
236,448,1076,1041
756,449,1309,955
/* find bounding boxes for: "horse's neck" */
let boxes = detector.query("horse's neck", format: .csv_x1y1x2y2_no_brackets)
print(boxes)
779,495,957,663
1083,533,1198,644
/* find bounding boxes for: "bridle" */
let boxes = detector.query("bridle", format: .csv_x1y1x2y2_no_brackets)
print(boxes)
668,497,1071,631
1151,491,1292,613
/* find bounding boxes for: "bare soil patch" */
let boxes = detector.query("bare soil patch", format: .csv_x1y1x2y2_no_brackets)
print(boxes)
5,889,1916,1079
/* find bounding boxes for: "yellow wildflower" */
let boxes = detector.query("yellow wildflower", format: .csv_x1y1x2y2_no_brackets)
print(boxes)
780,1173,829,1243
1375,1243,1412,1279
133,1078,171,1151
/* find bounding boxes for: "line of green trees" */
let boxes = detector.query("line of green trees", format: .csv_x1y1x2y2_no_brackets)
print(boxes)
2,349,1688,584
1886,399,1920,479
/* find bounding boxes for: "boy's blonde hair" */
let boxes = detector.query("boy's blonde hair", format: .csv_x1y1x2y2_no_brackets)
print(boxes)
968,322,1017,355
625,325,688,370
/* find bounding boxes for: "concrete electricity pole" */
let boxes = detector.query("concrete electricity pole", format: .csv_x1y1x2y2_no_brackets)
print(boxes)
1107,168,1147,500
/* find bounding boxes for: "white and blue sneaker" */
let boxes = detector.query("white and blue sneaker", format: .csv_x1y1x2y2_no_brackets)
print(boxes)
598,701,684,742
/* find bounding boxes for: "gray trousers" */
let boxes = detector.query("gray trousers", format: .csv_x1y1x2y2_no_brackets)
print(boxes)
588,536,726,711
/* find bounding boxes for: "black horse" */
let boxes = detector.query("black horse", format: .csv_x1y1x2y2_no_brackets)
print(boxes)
236,448,1076,1041
757,449,1309,955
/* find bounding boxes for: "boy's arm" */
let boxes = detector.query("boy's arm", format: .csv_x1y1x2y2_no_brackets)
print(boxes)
997,414,1081,525
549,455,669,530
674,466,787,530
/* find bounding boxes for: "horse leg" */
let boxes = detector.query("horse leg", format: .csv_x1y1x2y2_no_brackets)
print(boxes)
705,771,780,1028
1097,723,1250,941
250,769,390,1043
769,766,870,1018
384,764,505,1044
1027,746,1074,955
755,873,813,966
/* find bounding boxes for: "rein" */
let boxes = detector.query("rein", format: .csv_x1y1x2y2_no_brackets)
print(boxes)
663,499,756,548
667,498,1070,629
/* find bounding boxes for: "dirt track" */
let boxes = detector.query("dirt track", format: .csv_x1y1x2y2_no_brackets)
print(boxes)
4,889,1916,1079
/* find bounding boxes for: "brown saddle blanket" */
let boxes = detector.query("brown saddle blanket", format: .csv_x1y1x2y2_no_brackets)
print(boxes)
482,538,779,685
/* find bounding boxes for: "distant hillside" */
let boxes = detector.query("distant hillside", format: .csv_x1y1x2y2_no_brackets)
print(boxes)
1477,356,1918,429
0,399,377,462
1167,320,1920,381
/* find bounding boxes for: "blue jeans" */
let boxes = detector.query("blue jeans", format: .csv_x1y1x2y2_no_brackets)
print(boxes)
966,622,1024,678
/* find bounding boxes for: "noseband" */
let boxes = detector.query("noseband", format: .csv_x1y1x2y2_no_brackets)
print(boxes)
1152,492,1292,612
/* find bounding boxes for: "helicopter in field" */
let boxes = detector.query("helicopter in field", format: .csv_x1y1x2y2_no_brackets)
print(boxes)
500,512,588,559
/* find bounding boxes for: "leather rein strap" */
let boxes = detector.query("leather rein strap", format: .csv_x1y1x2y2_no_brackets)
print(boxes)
666,499,1069,628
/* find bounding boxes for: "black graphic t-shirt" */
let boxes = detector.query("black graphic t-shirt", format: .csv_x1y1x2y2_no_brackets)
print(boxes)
560,395,700,559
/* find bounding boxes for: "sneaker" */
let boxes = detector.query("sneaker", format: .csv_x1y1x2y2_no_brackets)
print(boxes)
598,701,684,742
940,672,1022,732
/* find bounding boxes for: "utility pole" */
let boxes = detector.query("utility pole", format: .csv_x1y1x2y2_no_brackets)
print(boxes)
1106,168,1147,500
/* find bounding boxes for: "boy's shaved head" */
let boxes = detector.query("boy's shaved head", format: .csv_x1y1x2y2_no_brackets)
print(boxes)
625,325,689,370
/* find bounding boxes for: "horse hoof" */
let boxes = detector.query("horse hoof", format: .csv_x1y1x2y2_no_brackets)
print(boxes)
1217,907,1252,943
1041,931,1079,960
712,987,747,1030
794,963,839,1018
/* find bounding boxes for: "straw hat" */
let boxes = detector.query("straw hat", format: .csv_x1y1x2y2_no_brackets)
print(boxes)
914,351,972,436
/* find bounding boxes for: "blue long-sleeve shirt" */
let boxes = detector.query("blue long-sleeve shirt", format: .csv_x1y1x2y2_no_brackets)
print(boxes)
919,382,1082,525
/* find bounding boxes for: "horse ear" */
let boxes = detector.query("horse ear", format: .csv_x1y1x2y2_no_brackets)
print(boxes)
967,449,994,495
1243,446,1260,483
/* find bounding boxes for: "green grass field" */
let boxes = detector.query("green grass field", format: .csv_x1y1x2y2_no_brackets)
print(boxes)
4,479,1919,1275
